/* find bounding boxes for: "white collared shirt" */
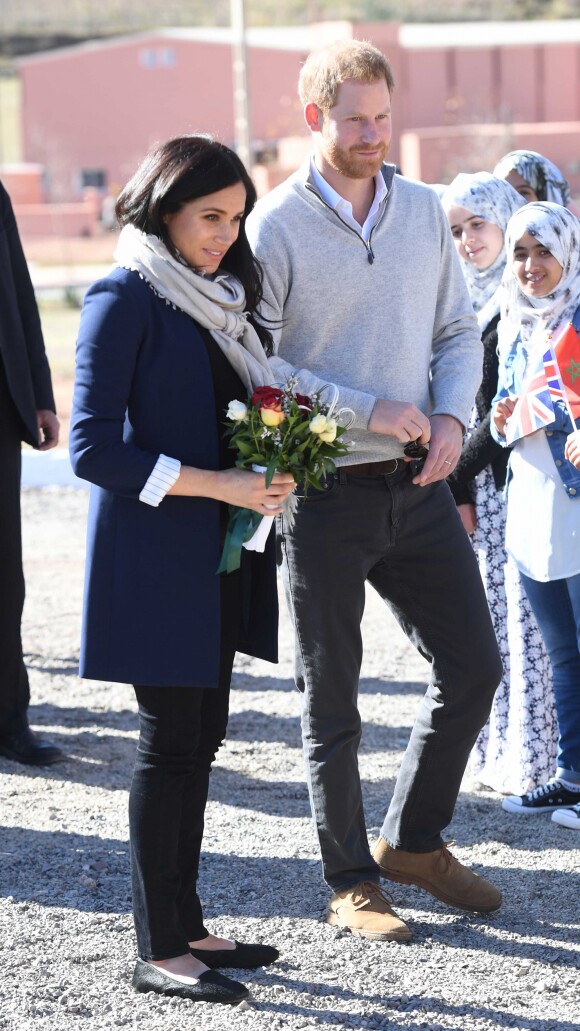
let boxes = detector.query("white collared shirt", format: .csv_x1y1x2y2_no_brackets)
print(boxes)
309,158,388,242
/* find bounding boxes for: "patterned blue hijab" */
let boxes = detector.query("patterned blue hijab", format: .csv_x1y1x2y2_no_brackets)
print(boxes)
493,150,571,208
442,171,525,328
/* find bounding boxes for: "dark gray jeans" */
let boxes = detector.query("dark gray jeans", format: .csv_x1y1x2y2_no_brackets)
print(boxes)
278,467,502,893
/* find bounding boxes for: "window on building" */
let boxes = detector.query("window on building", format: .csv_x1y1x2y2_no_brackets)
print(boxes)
160,48,176,67
139,47,176,68
139,48,156,68
80,169,107,190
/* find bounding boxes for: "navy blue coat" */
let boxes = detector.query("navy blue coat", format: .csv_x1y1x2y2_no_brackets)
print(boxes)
69,268,278,686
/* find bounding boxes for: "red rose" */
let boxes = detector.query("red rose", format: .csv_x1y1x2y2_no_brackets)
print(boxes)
251,386,285,410
294,393,313,410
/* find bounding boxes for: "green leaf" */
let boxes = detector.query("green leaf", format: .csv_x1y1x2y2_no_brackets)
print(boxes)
265,456,278,487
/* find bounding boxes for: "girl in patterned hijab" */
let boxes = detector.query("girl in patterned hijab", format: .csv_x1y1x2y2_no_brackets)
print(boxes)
499,201,580,356
442,173,556,796
494,149,574,209
493,201,580,825
442,171,525,328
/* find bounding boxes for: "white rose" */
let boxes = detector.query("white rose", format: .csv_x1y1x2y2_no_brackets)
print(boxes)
227,400,248,422
310,414,328,435
319,418,337,443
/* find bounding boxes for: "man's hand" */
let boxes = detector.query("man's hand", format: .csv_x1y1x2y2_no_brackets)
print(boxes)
412,414,463,486
368,399,431,444
565,430,580,470
457,502,477,534
37,409,60,451
492,396,517,438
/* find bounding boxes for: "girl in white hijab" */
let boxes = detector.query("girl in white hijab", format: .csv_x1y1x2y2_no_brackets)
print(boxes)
442,173,556,796
492,202,580,828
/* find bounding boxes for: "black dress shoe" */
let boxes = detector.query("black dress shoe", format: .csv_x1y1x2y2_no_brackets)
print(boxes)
0,725,63,766
189,939,279,969
132,958,248,1005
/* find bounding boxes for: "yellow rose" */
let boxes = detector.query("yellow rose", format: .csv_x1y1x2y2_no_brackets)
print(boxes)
260,407,286,427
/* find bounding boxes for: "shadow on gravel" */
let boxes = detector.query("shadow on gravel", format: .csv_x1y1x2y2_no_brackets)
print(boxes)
389,905,580,965
29,702,137,731
230,673,426,697
2,827,578,979
231,672,295,692
226,708,413,749
239,978,580,1031
359,678,426,697
226,708,302,744
0,827,325,920
0,827,132,913
25,652,80,676
208,765,311,817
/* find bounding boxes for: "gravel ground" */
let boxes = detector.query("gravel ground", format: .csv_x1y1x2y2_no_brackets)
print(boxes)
1,487,579,1031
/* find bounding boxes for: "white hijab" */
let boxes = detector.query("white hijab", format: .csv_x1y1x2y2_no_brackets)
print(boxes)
442,172,525,329
499,202,580,363
114,224,274,392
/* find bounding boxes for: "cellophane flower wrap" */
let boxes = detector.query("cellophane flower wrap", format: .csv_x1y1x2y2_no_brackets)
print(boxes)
217,378,352,573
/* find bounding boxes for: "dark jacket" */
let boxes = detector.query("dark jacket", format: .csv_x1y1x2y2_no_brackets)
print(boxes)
69,268,278,686
447,314,510,506
0,181,55,445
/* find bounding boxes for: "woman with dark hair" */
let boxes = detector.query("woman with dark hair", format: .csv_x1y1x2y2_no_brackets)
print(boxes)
69,134,330,1005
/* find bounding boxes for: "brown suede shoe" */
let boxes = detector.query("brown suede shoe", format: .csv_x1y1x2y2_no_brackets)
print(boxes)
326,880,412,941
372,837,502,914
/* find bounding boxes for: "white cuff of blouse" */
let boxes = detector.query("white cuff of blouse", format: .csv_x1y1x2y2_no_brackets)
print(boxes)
139,454,181,507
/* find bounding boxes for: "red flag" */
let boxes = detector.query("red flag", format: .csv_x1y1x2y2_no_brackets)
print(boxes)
550,323,580,421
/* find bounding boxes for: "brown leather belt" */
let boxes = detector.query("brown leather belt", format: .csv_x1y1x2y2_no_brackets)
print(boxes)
340,459,400,477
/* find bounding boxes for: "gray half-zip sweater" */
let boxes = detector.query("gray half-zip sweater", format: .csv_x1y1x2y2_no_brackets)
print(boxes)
247,160,482,464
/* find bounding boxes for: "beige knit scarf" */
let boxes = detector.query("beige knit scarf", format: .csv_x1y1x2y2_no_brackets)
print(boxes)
114,224,274,392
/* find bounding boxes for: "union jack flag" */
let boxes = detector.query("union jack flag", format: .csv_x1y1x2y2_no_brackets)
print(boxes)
505,366,556,445
543,345,566,406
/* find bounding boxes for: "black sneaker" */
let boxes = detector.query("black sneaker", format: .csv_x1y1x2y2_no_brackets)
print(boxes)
502,779,580,815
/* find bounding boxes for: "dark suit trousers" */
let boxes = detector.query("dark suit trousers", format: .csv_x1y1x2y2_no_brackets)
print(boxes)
0,356,30,734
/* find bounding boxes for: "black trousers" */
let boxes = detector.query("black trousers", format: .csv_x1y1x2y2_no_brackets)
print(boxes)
279,468,503,891
0,358,30,735
129,570,242,961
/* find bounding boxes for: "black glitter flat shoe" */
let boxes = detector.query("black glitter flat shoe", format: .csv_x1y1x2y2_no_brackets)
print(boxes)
189,939,279,969
132,958,249,1004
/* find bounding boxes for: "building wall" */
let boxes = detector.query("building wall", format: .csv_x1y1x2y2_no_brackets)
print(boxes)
17,24,580,204
400,122,580,195
20,35,306,199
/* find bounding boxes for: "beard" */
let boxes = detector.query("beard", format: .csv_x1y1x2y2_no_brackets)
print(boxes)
323,137,389,180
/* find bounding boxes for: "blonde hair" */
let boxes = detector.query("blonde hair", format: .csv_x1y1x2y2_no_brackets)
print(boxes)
298,39,394,113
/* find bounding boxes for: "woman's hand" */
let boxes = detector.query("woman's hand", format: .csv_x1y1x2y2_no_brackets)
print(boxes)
565,430,580,470
211,468,295,514
169,466,295,514
492,396,517,437
457,503,477,535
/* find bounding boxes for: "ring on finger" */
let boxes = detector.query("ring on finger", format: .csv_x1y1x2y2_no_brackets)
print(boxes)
443,459,452,466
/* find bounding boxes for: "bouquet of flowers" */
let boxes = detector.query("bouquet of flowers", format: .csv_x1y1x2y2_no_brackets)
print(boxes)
217,377,352,573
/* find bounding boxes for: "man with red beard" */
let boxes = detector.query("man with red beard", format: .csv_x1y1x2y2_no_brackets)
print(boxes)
247,40,502,942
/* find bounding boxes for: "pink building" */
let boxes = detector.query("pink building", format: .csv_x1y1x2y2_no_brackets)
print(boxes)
18,27,310,200
17,19,580,204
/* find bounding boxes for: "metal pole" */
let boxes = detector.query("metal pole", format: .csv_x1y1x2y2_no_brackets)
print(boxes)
230,0,252,172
